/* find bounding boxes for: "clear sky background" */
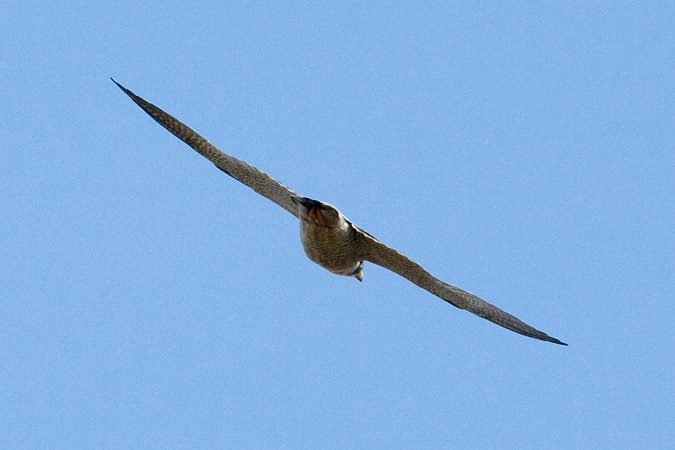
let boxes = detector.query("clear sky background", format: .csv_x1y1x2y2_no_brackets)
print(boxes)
1,1,673,449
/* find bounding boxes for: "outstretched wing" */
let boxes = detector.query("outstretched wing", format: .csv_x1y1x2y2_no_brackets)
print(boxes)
355,227,567,345
112,79,301,218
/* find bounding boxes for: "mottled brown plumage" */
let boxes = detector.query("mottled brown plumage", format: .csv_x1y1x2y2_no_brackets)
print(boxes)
112,79,567,345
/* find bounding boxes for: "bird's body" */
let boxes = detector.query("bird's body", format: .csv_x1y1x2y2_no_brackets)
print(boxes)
112,79,567,345
295,197,364,280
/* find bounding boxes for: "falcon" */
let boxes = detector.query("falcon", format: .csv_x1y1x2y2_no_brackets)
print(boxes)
112,79,567,345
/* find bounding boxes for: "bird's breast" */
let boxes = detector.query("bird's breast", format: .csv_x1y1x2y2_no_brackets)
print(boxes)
299,220,361,277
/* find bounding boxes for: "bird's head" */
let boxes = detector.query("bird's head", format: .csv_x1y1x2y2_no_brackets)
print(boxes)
351,261,364,282
292,197,342,228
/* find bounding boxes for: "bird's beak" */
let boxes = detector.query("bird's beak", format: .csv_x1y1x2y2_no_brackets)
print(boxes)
354,263,363,282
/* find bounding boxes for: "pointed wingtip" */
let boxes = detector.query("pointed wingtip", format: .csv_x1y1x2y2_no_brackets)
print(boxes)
548,336,568,346
110,77,127,93
110,78,141,104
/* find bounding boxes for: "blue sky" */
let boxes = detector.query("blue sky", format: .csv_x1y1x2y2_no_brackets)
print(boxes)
1,1,673,448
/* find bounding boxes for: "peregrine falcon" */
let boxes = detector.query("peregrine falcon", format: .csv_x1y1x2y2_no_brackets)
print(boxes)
112,79,567,345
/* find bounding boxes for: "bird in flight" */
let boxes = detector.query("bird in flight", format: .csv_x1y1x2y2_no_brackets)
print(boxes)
112,79,566,345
